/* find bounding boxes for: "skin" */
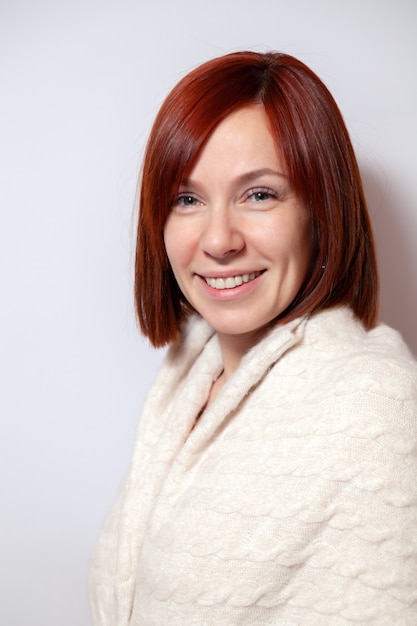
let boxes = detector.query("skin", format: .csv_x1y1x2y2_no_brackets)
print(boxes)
164,105,312,399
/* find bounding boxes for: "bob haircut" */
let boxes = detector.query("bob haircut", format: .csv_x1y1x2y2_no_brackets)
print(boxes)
135,51,378,347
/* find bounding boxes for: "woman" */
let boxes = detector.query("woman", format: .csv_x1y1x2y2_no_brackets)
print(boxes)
90,51,417,625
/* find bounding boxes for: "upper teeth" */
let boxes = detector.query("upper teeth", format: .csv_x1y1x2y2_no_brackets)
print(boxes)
205,272,261,290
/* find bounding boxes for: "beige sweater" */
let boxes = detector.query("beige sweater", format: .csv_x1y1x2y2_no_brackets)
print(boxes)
89,307,417,625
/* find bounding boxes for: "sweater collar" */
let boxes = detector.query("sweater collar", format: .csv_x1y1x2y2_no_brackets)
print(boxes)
176,314,308,448
180,312,307,377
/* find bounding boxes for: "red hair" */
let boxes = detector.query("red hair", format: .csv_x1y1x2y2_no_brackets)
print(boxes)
135,51,379,347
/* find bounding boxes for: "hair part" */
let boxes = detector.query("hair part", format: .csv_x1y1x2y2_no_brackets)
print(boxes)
135,51,379,347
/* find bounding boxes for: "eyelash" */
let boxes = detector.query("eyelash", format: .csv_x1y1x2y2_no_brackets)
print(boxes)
175,194,201,207
175,187,278,206
245,187,278,202
172,187,281,211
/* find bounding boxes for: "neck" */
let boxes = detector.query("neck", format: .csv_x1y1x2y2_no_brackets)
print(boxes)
205,327,268,411
216,328,264,380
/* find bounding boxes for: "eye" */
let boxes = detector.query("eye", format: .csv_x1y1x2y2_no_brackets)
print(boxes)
251,191,272,201
170,193,202,214
245,188,278,202
177,194,199,206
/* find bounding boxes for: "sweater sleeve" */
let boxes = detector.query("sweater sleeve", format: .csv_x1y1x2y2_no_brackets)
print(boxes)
264,329,417,626
297,386,417,623
274,350,417,623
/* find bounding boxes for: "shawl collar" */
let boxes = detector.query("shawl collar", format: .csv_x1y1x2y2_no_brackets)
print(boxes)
105,314,308,625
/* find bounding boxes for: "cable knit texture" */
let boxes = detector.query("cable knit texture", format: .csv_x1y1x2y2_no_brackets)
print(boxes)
89,307,417,625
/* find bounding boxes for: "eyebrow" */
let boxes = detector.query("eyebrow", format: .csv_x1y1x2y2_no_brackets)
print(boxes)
180,168,288,189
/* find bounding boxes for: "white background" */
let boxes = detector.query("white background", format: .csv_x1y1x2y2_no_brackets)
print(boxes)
1,1,416,624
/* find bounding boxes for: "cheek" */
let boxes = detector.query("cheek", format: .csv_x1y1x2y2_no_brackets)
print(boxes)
275,215,312,278
163,219,179,268
261,216,311,262
164,219,193,274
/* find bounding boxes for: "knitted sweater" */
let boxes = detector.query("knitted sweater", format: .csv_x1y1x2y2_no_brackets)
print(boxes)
89,307,417,625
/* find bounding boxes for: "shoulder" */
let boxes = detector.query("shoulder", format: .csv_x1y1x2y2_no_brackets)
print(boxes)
284,307,417,446
262,307,417,445
305,306,413,355
302,307,417,393
136,315,219,434
151,314,215,387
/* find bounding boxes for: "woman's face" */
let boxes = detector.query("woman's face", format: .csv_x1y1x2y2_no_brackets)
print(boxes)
164,105,312,342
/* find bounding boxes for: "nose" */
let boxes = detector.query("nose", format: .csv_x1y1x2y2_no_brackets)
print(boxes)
200,205,245,259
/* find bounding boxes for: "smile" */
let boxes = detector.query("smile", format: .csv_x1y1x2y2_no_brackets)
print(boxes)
204,271,262,290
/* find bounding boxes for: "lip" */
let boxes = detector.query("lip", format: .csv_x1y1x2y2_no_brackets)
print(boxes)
196,270,265,299
197,269,265,279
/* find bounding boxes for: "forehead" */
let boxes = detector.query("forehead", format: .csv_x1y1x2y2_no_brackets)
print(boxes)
185,104,285,183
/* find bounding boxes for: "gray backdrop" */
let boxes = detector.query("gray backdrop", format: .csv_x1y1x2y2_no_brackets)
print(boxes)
1,0,416,624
